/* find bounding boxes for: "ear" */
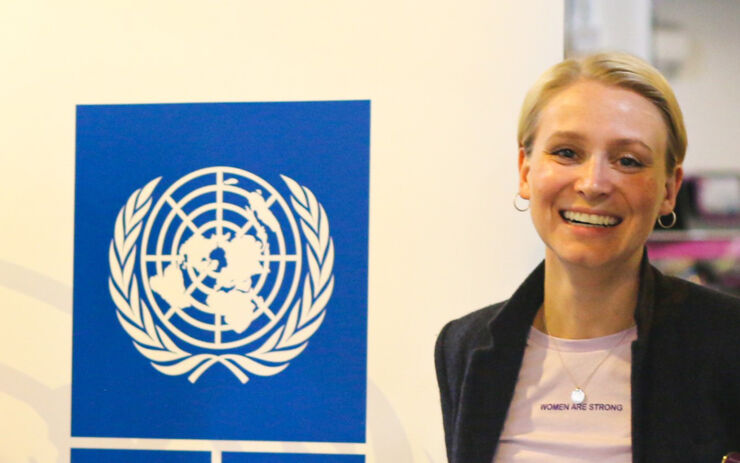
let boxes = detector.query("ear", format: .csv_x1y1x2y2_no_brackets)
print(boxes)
518,146,531,200
659,166,684,216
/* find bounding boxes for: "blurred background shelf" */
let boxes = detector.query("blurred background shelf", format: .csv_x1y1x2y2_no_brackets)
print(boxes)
649,229,740,242
645,173,740,296
647,229,740,297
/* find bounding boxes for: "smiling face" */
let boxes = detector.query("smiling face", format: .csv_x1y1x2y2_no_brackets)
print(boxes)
519,79,683,271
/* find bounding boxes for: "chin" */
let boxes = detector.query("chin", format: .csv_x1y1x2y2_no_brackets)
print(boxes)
547,243,644,271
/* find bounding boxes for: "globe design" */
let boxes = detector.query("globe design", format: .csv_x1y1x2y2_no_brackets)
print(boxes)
139,167,302,349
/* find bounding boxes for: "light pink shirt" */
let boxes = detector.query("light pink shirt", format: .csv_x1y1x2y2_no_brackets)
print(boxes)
492,326,638,463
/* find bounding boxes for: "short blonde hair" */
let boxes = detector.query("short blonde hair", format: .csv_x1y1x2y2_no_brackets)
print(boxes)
517,52,686,173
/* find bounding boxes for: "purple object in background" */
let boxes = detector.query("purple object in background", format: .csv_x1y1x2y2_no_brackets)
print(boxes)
647,239,740,260
723,452,740,463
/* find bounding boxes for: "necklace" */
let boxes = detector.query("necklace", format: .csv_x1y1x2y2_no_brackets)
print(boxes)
542,316,631,405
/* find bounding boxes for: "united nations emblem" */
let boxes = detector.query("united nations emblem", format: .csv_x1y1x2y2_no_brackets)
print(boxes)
108,167,334,383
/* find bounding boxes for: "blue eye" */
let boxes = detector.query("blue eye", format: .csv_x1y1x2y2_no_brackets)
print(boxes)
618,156,643,168
551,148,576,159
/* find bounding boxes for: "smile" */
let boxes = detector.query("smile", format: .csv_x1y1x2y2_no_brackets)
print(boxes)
560,210,622,228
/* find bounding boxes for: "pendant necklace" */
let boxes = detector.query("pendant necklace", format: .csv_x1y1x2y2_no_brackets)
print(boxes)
543,316,631,405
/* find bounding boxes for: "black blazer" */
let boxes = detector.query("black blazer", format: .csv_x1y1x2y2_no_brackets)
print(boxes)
435,258,740,463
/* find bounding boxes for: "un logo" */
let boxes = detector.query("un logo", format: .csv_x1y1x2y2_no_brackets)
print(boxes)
108,167,334,383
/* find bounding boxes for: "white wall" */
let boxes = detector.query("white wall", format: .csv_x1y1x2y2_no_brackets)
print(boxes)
0,1,563,462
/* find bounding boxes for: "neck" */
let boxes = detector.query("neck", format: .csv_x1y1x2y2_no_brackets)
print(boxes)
535,249,641,339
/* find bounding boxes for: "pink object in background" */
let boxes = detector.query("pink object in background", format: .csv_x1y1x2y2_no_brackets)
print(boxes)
647,239,740,260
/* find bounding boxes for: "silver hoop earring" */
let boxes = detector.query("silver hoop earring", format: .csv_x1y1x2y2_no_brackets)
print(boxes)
513,193,529,212
657,211,677,229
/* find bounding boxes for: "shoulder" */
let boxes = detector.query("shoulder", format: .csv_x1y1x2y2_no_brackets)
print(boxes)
435,262,546,370
434,302,506,419
652,269,740,353
436,303,505,356
434,301,507,385
656,269,740,324
649,269,740,433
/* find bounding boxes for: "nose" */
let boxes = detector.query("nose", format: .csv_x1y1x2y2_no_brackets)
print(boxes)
575,155,613,200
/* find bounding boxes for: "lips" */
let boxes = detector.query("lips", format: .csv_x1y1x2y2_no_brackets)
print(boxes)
560,210,622,227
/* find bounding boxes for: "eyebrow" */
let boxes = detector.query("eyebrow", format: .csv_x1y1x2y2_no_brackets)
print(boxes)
546,131,655,153
546,131,585,142
609,138,655,153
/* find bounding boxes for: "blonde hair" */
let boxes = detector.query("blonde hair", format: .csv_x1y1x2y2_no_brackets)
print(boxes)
517,52,686,173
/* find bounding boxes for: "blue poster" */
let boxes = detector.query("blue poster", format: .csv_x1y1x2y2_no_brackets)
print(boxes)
71,449,210,463
222,452,364,463
72,101,369,443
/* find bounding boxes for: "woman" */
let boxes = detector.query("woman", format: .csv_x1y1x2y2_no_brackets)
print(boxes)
435,52,740,463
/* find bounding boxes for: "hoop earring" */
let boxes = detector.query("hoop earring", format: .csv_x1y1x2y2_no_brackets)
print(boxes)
657,211,677,229
513,193,529,212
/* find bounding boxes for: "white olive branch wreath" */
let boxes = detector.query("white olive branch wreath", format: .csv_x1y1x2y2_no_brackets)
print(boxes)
108,174,334,383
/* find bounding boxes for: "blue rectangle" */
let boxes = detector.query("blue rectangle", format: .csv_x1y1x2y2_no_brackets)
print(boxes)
72,101,369,442
71,449,210,463
223,453,364,463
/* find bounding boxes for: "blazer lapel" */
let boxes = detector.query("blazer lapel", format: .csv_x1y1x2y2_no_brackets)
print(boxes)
630,253,658,463
453,263,545,463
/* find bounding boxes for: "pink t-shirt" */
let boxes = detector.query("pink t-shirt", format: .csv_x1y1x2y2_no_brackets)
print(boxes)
492,325,638,463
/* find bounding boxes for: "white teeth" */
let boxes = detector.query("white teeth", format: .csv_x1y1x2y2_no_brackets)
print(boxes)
562,211,619,227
